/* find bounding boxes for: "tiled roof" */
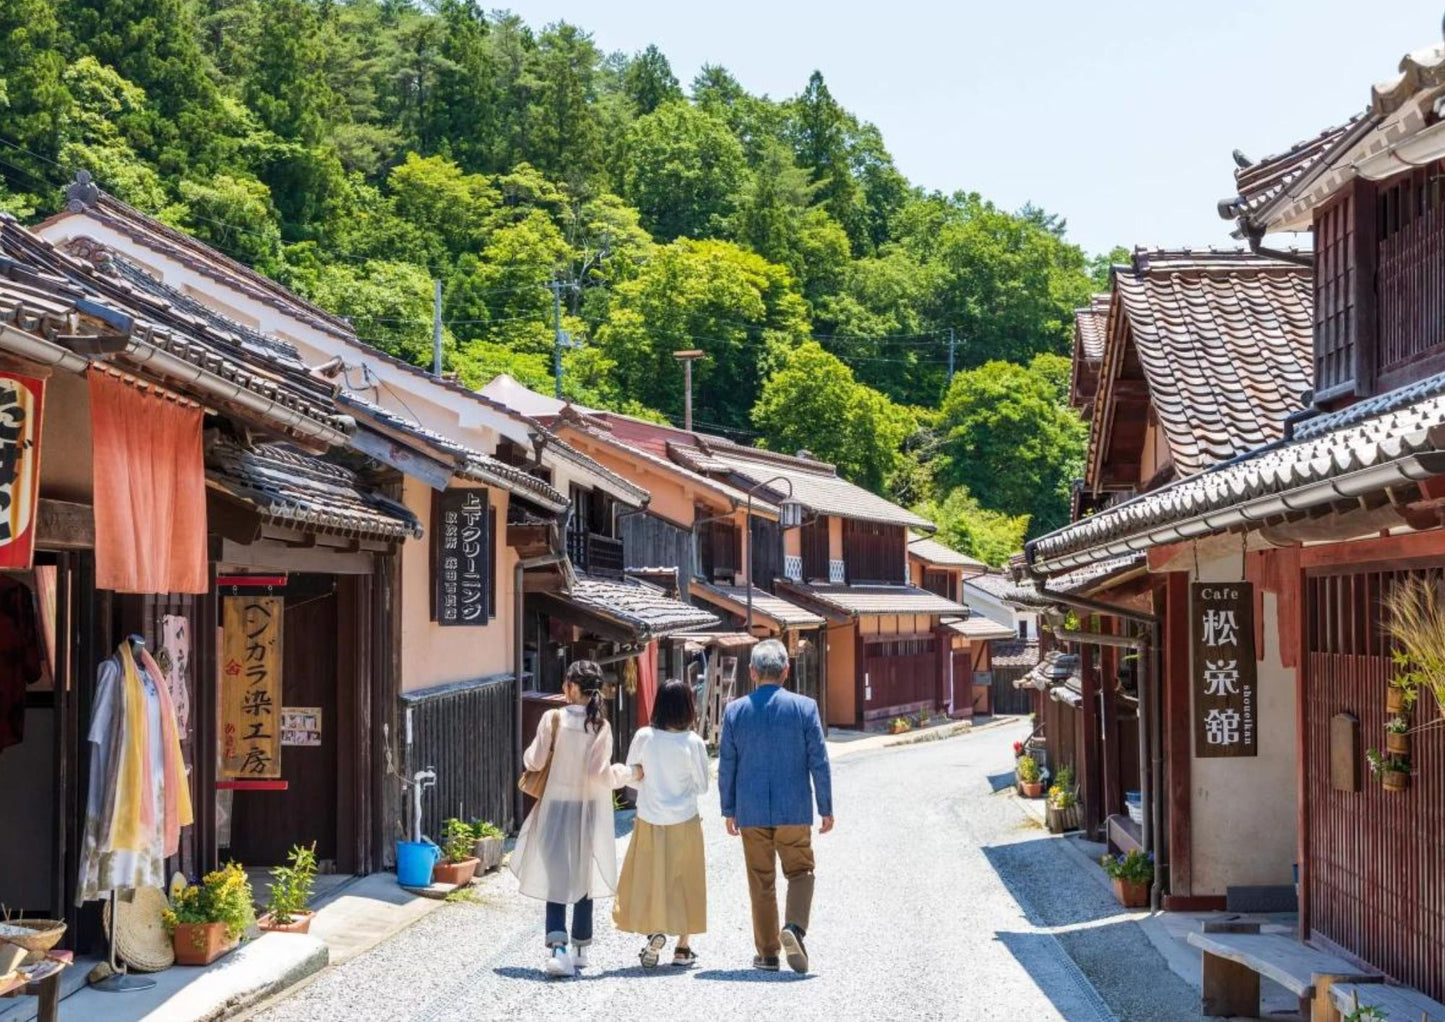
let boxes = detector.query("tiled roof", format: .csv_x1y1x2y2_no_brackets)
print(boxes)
1004,555,1146,606
1221,118,1365,225
944,616,1016,641
206,435,421,541
689,580,825,629
1075,293,1110,362
564,574,719,638
1092,249,1313,481
1029,370,1445,574
964,571,1020,600
775,581,968,617
1016,651,1079,691
0,218,350,442
990,639,1040,669
907,533,985,570
338,392,567,511
670,439,934,529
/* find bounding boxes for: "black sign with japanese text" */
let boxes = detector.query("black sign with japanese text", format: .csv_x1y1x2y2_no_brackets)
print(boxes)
1191,582,1258,758
433,489,489,626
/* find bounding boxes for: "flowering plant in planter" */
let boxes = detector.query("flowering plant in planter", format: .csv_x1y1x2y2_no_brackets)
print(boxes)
1365,748,1411,791
1016,754,1043,797
260,843,317,933
1046,765,1077,809
1100,849,1153,908
163,862,255,964
1012,741,1025,757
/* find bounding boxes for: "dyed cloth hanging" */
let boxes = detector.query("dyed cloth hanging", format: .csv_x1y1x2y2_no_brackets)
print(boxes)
77,642,193,903
89,370,208,594
635,640,659,726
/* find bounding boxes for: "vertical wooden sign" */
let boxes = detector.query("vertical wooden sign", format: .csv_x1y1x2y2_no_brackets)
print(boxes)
433,489,488,626
1191,582,1258,758
220,595,283,778
0,373,45,570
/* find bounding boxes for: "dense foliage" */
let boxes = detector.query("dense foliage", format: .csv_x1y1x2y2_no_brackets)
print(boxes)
0,1,1110,559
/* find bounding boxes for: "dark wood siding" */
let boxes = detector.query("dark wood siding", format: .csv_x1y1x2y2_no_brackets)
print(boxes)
922,568,956,601
403,675,517,838
860,635,939,719
1376,163,1445,385
697,517,741,582
621,511,692,576
800,517,829,582
750,516,782,592
1305,570,1444,1002
844,520,905,584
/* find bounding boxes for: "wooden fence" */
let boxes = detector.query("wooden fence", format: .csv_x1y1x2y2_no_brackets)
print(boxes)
402,675,516,839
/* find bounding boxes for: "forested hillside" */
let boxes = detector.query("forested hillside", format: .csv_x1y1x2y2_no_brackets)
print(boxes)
0,0,1118,556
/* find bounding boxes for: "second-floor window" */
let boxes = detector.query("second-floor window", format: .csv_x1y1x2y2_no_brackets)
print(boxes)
800,517,829,582
843,520,905,584
697,517,741,582
568,485,622,577
922,568,956,601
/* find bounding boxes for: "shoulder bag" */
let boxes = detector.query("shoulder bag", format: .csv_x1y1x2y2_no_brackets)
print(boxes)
517,711,560,798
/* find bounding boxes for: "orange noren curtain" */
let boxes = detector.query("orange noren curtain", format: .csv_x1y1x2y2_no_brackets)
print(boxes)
89,370,208,594
636,640,659,726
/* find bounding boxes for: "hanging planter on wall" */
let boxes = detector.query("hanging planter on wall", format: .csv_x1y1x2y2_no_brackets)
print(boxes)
1366,747,1411,792
1385,716,1411,757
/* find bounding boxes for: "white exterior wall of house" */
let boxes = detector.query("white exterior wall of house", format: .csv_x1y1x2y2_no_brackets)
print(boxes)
964,581,1037,641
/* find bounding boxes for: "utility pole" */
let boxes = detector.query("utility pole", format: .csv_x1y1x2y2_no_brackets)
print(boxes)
673,350,704,431
947,327,956,384
432,279,443,378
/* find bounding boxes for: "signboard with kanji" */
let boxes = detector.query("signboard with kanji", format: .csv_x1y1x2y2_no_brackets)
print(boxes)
221,595,283,778
0,373,45,570
1191,582,1257,758
432,489,488,626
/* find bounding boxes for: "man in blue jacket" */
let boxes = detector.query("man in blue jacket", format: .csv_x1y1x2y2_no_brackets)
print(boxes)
719,638,834,974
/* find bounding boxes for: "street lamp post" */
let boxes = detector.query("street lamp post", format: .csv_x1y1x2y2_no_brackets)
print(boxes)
743,475,805,635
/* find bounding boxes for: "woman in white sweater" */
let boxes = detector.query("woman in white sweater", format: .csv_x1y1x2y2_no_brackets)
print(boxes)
614,678,710,968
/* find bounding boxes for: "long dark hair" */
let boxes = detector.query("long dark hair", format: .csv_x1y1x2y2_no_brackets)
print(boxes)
651,678,696,732
565,659,606,734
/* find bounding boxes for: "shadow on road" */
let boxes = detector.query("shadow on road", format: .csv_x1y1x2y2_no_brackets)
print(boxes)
981,836,1106,929
986,769,1018,793
692,969,816,983
992,930,1115,1021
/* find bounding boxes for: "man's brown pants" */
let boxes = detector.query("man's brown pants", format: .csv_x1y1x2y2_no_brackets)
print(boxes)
740,825,815,956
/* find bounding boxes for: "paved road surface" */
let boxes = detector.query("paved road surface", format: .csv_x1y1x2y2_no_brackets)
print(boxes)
251,720,1203,1021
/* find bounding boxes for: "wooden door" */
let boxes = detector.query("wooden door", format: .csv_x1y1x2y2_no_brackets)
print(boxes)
228,584,340,867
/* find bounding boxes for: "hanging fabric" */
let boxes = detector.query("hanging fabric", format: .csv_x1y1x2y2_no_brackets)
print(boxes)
77,641,193,904
88,370,208,594
636,641,660,726
0,576,40,753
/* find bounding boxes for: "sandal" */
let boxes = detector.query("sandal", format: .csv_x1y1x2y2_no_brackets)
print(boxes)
639,933,666,969
671,947,697,968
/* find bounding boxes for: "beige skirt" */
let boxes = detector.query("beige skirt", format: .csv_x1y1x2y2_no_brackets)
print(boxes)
613,816,707,935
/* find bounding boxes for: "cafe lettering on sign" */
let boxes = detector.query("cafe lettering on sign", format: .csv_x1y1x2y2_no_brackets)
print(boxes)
432,489,489,627
220,595,283,778
1191,582,1258,758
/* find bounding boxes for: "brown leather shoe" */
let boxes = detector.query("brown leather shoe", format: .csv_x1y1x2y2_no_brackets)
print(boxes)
780,925,809,973
752,954,780,971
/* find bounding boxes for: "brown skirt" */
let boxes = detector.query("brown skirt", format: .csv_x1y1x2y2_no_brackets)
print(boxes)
613,816,707,935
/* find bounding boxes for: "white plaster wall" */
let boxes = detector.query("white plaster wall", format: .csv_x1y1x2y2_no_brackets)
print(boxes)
1189,553,1298,894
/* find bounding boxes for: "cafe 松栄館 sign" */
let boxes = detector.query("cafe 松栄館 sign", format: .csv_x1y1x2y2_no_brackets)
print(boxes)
1191,582,1258,758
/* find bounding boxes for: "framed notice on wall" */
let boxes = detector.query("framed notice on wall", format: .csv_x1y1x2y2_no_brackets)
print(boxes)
1191,582,1258,758
432,489,489,626
0,373,45,570
220,595,283,778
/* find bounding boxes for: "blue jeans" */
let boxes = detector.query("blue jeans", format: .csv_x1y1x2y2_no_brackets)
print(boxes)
546,897,592,947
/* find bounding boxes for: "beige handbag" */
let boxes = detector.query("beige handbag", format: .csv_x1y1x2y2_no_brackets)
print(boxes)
517,711,560,798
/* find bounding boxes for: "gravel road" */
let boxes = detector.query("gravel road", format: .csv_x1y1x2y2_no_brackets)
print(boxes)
250,720,1205,1021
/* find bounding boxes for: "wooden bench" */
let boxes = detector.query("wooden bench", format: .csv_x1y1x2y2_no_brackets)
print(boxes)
1186,922,1381,1021
1330,981,1445,1021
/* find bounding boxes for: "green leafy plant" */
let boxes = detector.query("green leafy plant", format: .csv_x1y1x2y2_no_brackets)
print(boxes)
440,818,476,864
1017,754,1041,784
163,862,256,943
1047,764,1077,808
1365,748,1410,778
1100,849,1153,885
1385,575,1445,721
1342,997,1387,1022
266,843,317,925
1384,715,1409,735
915,708,931,727
470,819,504,840
890,716,912,734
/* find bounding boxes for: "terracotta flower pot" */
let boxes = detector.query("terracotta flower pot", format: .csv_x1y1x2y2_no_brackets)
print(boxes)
433,857,480,887
1386,732,1410,756
172,922,231,966
1383,769,1410,792
473,836,505,873
257,911,313,935
1386,688,1405,713
1113,878,1150,909
1020,781,1043,798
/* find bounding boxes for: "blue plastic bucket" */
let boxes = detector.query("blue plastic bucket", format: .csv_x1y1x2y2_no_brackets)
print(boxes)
396,840,440,887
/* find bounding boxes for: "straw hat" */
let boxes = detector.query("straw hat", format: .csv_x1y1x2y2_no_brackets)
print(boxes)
104,886,174,973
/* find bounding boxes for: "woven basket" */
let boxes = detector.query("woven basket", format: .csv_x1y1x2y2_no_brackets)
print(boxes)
2,920,65,965
104,887,174,973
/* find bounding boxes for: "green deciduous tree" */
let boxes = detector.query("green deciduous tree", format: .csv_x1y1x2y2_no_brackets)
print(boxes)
914,488,1029,567
621,101,746,241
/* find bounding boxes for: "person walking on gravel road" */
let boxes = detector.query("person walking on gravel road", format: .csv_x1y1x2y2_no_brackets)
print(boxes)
718,638,833,974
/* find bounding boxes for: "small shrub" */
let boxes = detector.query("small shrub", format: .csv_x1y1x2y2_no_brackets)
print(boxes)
1100,849,1153,885
470,819,504,840
1384,715,1409,734
440,818,475,864
266,843,318,924
1017,754,1041,783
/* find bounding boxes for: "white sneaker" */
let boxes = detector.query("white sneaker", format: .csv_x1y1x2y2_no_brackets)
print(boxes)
571,943,590,969
544,946,574,977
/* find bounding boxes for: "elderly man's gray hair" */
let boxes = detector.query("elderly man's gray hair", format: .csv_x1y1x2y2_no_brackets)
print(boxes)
750,638,790,682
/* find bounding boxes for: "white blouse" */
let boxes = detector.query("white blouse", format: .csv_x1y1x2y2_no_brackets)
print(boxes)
626,727,710,826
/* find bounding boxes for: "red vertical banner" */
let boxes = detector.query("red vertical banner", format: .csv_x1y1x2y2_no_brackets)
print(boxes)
0,372,45,570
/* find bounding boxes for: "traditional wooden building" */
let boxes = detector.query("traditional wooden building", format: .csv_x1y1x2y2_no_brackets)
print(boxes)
1024,34,1445,1005
907,534,1000,716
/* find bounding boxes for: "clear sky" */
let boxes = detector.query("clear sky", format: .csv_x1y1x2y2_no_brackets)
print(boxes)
504,0,1443,258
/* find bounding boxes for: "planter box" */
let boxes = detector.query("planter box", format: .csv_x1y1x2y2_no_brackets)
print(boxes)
172,922,234,966
257,911,313,935
473,836,505,873
1383,769,1410,792
1112,878,1149,909
433,857,480,888
1019,781,1043,798
1386,732,1410,756
1046,802,1082,833
1386,687,1406,713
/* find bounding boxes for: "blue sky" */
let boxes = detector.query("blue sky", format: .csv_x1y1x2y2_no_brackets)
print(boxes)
506,1,1443,257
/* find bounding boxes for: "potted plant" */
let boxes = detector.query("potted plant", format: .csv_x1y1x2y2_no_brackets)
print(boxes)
471,819,505,872
889,716,911,735
258,843,317,934
1012,740,1025,758
1046,765,1081,833
433,818,481,887
1384,715,1411,757
1366,748,1411,792
1385,577,1445,725
915,707,931,728
1101,849,1153,908
163,862,255,966
1017,754,1043,798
